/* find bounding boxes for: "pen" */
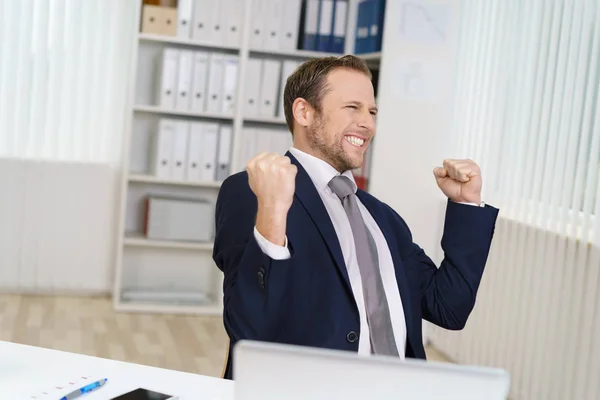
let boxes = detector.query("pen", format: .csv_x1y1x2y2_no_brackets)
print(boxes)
59,378,108,400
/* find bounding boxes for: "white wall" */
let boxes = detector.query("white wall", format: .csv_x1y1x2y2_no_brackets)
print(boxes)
368,0,463,343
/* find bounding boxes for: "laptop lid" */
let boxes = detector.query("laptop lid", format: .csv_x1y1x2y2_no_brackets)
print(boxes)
233,340,510,400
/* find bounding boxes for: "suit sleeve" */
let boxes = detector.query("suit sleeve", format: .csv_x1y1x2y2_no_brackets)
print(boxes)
391,200,499,330
212,174,296,343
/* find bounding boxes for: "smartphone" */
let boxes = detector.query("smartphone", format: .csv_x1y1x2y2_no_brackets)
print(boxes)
110,388,178,400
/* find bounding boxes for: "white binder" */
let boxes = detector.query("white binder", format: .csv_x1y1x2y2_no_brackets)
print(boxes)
177,0,193,38
221,55,239,115
222,0,243,47
216,124,233,181
190,51,209,113
206,52,225,114
200,123,219,181
186,122,205,182
249,0,266,49
280,0,302,51
319,0,334,51
192,0,216,43
239,127,258,171
171,121,189,181
259,59,282,117
175,50,193,111
151,119,177,178
244,58,262,117
264,0,283,50
156,48,179,109
278,60,300,119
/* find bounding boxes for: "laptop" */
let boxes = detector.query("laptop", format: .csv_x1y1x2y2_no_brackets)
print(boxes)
233,340,510,400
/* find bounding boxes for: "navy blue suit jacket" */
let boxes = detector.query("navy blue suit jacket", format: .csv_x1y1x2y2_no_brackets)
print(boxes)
212,152,499,380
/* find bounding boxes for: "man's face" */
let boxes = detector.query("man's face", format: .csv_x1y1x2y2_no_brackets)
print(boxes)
305,68,377,172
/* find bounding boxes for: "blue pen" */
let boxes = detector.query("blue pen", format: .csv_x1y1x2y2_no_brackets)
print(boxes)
59,378,108,400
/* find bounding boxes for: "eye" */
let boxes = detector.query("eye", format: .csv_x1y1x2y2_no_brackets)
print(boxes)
346,105,358,109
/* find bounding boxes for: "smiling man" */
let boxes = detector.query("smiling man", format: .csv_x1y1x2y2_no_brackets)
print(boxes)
212,55,499,380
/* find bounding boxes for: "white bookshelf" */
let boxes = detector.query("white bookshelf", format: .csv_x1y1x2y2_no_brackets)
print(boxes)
113,0,382,315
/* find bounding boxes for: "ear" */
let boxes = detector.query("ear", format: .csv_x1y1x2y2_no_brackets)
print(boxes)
292,98,314,128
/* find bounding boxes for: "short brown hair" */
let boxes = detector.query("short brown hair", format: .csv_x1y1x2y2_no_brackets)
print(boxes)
282,55,372,133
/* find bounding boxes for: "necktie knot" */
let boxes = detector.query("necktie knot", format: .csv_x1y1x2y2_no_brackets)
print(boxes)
328,175,355,201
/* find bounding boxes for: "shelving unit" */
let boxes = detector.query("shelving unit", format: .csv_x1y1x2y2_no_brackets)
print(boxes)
113,0,383,315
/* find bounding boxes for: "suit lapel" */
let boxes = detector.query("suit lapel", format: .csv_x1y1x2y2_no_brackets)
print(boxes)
356,191,414,341
287,152,352,293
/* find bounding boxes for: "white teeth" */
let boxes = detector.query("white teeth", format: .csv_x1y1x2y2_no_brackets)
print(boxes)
345,136,365,147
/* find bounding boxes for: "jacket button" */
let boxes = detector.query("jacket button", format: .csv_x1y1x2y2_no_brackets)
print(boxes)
257,268,265,289
346,331,358,343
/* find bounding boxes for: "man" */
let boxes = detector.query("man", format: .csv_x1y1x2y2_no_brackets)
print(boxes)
212,55,498,380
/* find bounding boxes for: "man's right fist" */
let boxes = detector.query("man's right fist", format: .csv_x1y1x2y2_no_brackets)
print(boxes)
247,152,297,213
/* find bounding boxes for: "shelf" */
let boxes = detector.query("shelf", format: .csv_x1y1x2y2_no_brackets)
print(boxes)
124,234,214,251
138,33,239,52
249,47,345,59
115,300,222,316
243,115,287,125
129,174,222,188
133,105,234,121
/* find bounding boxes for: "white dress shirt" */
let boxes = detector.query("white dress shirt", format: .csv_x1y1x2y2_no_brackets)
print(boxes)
253,147,408,358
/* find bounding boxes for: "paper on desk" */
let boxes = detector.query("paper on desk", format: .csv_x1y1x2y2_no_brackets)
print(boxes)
28,374,106,399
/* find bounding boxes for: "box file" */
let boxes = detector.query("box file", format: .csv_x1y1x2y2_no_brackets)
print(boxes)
222,0,243,46
277,60,300,119
177,0,193,38
216,125,233,181
144,196,214,242
170,121,189,181
156,48,179,109
280,0,302,51
206,53,225,114
244,58,262,117
264,0,283,50
303,0,320,50
259,59,282,117
190,51,209,113
221,55,239,115
151,119,177,178
192,0,221,43
354,0,386,53
250,0,267,49
332,0,348,53
317,0,334,52
141,5,177,36
175,50,193,111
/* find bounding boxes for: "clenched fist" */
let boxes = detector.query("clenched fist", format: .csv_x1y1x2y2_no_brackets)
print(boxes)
434,159,482,205
247,153,297,246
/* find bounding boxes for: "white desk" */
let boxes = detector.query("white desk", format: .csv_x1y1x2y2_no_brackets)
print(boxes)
0,340,234,399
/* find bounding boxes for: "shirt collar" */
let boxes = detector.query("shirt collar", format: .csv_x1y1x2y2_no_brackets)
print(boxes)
288,147,357,194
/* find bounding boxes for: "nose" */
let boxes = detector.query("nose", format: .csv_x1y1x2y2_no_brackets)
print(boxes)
357,109,376,132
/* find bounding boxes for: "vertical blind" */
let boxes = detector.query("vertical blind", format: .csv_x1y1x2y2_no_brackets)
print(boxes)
0,0,138,165
450,0,600,246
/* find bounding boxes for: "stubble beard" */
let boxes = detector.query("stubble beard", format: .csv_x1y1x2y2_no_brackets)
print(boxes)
306,114,361,173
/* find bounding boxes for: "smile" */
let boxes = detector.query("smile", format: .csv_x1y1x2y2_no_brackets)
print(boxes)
344,135,365,147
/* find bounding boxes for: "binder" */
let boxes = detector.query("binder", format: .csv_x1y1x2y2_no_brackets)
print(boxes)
186,122,204,182
317,0,334,52
280,0,302,51
221,55,239,115
206,52,225,114
264,0,284,50
207,0,223,45
354,0,370,54
277,60,300,119
156,48,178,109
200,123,219,181
250,0,267,49
175,50,193,111
259,59,282,117
332,0,348,53
171,121,189,180
177,0,193,38
190,51,209,113
303,0,320,50
244,58,262,117
191,0,214,42
222,0,243,47
239,127,257,170
216,124,233,181
369,0,386,52
151,119,176,178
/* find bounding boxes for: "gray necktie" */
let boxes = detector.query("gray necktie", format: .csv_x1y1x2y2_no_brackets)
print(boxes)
328,175,399,356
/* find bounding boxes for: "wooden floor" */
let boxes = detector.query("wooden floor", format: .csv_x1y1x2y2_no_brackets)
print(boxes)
0,293,451,377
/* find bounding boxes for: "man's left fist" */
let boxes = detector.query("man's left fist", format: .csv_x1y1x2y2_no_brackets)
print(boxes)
433,159,482,205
